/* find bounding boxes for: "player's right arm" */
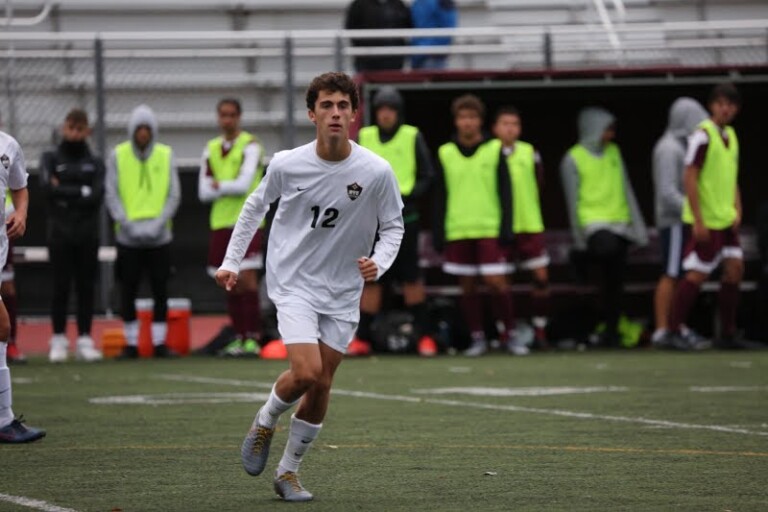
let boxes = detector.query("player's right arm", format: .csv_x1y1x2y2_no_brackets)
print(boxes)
198,147,220,203
215,161,283,289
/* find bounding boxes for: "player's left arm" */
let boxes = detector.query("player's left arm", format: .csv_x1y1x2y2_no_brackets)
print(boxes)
497,150,513,244
365,168,405,281
7,140,29,240
734,186,742,230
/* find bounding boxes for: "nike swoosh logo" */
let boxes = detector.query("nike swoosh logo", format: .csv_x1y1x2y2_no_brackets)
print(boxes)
296,186,309,191
300,439,311,444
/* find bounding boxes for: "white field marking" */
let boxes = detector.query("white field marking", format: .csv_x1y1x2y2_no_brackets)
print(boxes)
11,377,35,384
690,386,768,393
411,386,628,397
154,374,768,437
156,374,274,389
729,361,753,368
448,367,472,373
0,493,79,512
90,392,270,405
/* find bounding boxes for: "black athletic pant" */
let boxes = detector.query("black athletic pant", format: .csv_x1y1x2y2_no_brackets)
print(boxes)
116,243,171,323
50,239,99,335
586,230,629,337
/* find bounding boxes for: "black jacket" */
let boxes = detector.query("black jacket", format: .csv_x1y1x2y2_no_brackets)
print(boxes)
39,140,105,244
345,0,412,71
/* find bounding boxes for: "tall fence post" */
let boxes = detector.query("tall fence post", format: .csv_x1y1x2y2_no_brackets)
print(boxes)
543,30,553,70
283,35,295,149
94,36,113,316
334,33,344,72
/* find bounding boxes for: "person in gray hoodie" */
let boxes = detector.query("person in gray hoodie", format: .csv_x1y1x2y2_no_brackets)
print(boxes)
651,97,708,348
105,105,181,359
560,107,647,346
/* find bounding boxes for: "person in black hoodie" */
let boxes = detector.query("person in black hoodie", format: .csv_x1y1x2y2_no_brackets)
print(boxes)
345,0,412,72
356,86,434,355
39,108,105,363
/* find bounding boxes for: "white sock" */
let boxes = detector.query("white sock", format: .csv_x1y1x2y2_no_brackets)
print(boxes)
532,316,548,329
257,385,299,429
651,328,668,343
0,342,14,428
124,321,139,347
277,415,322,476
151,322,167,347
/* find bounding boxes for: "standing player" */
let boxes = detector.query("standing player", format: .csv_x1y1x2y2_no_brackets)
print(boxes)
492,106,551,350
0,127,45,443
666,84,758,349
216,72,403,502
651,97,708,349
433,94,518,356
199,98,264,357
357,86,435,356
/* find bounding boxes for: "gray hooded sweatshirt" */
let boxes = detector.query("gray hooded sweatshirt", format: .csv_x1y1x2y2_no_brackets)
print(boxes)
560,107,648,250
105,105,181,248
652,97,708,228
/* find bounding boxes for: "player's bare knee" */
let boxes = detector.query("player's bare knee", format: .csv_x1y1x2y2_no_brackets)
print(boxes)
722,261,743,283
292,365,322,390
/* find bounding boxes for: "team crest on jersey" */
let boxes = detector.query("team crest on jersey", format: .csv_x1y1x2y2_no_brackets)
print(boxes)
0,154,9,170
346,182,363,201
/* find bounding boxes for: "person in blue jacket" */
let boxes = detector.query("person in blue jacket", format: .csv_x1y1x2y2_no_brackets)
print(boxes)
411,0,458,69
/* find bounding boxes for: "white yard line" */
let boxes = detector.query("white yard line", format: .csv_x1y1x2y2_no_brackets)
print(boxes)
0,493,79,512
154,374,768,437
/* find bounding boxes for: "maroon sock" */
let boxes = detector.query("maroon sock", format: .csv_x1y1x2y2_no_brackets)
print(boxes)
531,292,550,320
4,294,17,344
227,292,246,338
491,291,515,335
668,279,700,333
241,290,262,339
459,293,484,335
718,282,740,338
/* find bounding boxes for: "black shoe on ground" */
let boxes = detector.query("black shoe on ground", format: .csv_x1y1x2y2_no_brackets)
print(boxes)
715,334,766,350
116,345,140,360
0,416,46,444
154,344,179,359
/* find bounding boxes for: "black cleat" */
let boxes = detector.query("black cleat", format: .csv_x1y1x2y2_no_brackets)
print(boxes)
0,417,46,444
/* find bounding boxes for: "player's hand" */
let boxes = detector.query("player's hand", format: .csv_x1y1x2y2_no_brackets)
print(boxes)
692,221,709,243
357,257,378,282
6,212,26,239
215,269,238,291
732,211,742,231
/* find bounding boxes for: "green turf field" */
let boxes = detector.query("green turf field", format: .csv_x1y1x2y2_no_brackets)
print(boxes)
2,352,767,512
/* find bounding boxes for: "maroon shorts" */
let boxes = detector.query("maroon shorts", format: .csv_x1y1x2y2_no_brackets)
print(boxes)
681,225,742,274
506,232,549,272
442,238,511,276
207,228,264,274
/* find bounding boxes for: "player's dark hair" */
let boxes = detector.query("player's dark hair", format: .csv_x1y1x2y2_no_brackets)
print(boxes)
305,72,359,111
217,98,242,115
493,105,521,124
708,83,741,106
451,94,485,120
65,108,89,127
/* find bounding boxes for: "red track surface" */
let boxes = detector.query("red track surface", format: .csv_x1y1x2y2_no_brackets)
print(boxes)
14,315,229,356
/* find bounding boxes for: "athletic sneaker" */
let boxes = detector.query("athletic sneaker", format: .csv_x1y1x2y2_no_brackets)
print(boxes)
75,335,103,362
417,336,438,357
153,344,179,359
507,337,530,356
715,334,766,350
48,334,69,363
116,345,140,360
6,343,27,365
0,417,46,444
463,339,488,357
655,330,710,351
221,338,259,358
274,471,313,502
241,408,275,476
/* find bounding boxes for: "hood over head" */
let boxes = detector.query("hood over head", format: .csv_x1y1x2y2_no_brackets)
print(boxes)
665,97,708,138
577,107,615,150
128,104,158,151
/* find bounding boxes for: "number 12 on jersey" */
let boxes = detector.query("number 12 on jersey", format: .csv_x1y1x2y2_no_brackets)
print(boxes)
310,205,339,228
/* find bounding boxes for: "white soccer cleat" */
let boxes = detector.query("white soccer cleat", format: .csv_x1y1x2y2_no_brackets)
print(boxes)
75,335,103,362
507,338,530,356
48,334,69,363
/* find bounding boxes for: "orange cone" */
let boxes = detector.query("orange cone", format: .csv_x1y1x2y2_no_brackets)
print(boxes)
346,337,372,357
260,339,288,360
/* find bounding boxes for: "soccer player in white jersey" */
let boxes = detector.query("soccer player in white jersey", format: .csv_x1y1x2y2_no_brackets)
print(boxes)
215,72,404,502
0,128,45,443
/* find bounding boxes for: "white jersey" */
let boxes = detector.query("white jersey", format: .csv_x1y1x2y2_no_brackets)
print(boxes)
0,131,29,268
221,140,404,314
